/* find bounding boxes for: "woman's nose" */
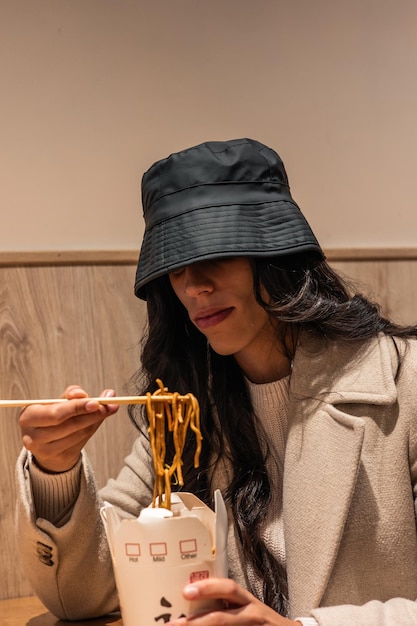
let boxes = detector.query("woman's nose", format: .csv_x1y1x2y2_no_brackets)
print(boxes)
183,265,213,296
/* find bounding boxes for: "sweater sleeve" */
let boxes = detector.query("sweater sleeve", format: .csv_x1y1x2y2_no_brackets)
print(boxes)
28,452,82,526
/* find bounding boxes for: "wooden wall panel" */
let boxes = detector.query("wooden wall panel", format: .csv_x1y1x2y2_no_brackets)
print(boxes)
0,264,145,600
331,259,417,325
1,257,417,599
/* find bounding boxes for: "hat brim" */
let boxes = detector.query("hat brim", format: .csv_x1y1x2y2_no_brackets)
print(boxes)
134,200,323,300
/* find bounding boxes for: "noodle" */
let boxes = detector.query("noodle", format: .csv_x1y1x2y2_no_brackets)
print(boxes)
145,379,202,509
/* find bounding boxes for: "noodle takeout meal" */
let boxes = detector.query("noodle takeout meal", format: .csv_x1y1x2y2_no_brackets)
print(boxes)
145,379,203,509
100,381,227,626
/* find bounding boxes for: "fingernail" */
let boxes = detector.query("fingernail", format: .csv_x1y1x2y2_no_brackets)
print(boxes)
184,585,199,599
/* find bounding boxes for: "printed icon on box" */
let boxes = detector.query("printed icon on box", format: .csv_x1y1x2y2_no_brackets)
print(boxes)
190,570,210,583
150,542,167,562
125,543,141,562
154,597,185,623
180,538,197,553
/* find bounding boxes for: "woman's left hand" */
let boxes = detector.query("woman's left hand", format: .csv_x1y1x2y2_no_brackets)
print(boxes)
168,578,300,625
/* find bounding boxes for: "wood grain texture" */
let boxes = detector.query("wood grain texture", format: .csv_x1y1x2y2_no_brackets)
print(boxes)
0,250,139,266
0,595,121,625
0,264,145,600
1,257,417,600
330,259,417,325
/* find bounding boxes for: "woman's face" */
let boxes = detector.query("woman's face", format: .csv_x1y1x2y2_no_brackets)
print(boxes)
169,257,279,379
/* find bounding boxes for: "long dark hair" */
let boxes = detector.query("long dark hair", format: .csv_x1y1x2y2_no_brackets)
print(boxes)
128,253,417,616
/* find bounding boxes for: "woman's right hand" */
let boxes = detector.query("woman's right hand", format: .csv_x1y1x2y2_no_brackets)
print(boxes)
19,385,119,473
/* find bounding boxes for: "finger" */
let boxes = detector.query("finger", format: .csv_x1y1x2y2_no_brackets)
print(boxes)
23,416,107,472
183,578,253,607
97,388,119,411
62,385,90,400
22,409,107,446
20,395,118,430
20,406,117,462
26,420,102,459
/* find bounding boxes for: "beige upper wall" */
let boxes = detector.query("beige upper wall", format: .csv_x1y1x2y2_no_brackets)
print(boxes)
1,0,416,252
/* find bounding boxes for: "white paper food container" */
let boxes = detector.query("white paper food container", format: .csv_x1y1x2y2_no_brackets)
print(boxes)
100,490,228,626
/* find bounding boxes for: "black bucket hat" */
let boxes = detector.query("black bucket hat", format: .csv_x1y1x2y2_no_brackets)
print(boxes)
134,138,324,299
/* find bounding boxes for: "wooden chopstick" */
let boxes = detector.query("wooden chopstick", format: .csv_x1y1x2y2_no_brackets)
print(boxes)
0,395,188,408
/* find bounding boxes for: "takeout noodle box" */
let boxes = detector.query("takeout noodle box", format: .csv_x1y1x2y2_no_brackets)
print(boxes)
100,490,228,626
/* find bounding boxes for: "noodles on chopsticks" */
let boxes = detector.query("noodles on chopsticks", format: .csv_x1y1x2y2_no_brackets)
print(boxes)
145,379,202,509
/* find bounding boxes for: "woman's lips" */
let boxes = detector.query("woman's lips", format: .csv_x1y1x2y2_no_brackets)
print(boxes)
194,307,234,330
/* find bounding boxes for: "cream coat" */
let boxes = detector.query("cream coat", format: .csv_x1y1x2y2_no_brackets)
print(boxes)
15,333,417,625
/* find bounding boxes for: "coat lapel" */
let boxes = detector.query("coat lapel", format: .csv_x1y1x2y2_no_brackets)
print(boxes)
284,333,399,617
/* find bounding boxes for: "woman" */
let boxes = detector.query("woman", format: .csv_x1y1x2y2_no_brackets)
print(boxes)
16,138,417,626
